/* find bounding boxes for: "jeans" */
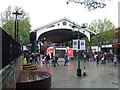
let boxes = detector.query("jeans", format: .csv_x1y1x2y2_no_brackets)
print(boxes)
64,60,68,66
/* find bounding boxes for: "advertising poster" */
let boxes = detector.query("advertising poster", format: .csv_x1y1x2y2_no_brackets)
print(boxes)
73,40,78,50
67,48,74,57
80,40,86,50
47,48,54,55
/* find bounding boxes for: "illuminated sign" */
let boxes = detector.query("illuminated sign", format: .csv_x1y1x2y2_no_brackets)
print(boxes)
67,48,74,57
112,45,120,48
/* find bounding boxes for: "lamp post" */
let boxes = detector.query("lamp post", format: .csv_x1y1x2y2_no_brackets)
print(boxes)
20,35,23,54
13,10,22,41
96,35,101,61
72,23,82,77
114,30,118,56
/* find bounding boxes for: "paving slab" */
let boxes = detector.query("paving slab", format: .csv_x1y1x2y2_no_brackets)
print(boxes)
37,58,118,88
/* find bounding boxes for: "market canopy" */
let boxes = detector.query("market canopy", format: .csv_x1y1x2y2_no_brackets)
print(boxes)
32,18,97,43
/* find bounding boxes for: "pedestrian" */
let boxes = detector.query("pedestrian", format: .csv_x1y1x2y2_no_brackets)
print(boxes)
23,57,27,64
86,54,90,62
113,55,118,66
46,54,50,66
101,55,104,64
96,55,99,64
35,55,38,64
84,54,87,62
52,54,59,67
64,52,68,66
31,52,36,65
55,54,59,66
42,56,46,64
50,52,53,65
29,56,33,64
101,54,106,64
94,53,97,62
25,53,29,63
52,55,56,67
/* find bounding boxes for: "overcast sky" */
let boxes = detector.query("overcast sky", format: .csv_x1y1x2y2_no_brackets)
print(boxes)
0,0,119,30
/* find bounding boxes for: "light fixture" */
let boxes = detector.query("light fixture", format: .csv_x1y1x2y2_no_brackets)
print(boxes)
12,10,22,41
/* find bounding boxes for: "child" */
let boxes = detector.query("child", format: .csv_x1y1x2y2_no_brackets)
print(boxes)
23,57,27,64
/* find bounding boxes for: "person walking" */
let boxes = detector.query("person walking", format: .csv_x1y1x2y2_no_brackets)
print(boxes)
55,54,59,66
50,52,53,65
35,55,38,65
64,52,68,66
31,52,36,65
23,57,27,64
86,53,90,62
113,55,118,66
84,54,87,62
46,54,50,66
53,54,59,67
96,55,99,64
25,53,29,63
101,54,106,64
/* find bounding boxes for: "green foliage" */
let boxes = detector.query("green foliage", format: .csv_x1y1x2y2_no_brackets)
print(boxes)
67,40,72,48
91,28,116,45
1,6,14,37
88,18,115,33
0,6,31,45
87,18,116,45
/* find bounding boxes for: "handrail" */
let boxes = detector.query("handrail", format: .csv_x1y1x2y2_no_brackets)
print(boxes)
0,55,23,88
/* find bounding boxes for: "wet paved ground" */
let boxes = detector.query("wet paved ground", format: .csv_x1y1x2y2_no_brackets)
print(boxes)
37,58,118,88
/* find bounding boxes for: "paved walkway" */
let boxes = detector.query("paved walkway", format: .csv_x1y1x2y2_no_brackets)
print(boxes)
37,58,118,88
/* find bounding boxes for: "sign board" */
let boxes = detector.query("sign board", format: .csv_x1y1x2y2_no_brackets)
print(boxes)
112,45,120,48
67,48,74,57
47,48,54,55
91,46,98,49
102,44,112,48
72,40,78,50
80,40,86,50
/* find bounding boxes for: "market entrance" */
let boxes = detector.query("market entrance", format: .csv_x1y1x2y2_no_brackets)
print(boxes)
30,18,96,53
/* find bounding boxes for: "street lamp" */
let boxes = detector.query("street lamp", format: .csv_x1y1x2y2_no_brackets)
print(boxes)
72,23,82,77
13,10,22,41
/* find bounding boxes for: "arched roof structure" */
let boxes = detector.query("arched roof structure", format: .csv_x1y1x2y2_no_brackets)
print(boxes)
32,18,97,43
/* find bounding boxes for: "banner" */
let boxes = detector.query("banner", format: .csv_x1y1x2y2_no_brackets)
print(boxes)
73,40,78,50
80,40,86,50
67,48,74,57
47,48,54,55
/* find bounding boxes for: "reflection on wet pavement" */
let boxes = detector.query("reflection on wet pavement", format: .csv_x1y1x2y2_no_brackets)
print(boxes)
36,59,118,88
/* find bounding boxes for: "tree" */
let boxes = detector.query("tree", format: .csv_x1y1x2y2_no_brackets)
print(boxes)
88,18,115,33
81,18,116,47
91,28,116,45
0,6,31,45
1,6,14,36
66,0,111,11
